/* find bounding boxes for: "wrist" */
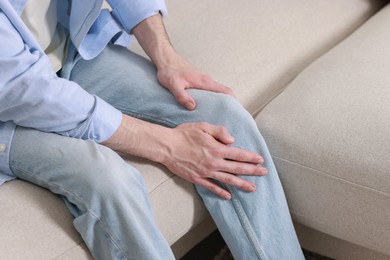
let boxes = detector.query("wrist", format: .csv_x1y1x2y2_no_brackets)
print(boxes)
101,115,172,163
132,13,181,70
153,48,182,71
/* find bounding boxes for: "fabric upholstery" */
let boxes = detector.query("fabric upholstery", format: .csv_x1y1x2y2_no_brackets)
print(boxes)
295,222,390,260
1,0,388,258
132,0,387,114
0,181,83,258
256,4,390,256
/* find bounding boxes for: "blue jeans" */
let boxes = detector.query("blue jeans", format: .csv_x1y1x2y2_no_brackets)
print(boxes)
9,44,303,260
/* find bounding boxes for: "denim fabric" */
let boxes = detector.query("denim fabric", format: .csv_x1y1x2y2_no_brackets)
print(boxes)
0,0,166,184
10,44,304,259
0,0,123,185
10,128,175,260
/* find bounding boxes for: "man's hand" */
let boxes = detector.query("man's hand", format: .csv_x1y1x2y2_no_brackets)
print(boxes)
102,116,267,200
156,55,233,110
126,14,266,199
161,122,267,200
133,13,233,110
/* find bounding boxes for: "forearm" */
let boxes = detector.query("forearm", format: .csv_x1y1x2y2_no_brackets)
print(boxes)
132,13,181,70
101,114,170,163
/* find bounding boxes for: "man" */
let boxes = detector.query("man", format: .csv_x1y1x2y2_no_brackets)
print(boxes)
0,0,304,259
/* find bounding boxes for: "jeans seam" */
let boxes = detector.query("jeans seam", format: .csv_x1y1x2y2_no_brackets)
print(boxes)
228,186,268,260
115,105,179,128
10,165,129,260
118,106,268,258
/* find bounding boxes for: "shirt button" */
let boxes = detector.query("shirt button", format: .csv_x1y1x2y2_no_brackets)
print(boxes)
0,144,6,152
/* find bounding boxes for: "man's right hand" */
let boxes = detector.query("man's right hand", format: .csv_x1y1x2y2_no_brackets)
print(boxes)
160,123,267,200
102,115,267,200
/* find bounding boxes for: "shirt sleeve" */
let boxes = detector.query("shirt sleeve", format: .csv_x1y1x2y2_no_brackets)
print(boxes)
0,9,122,143
108,0,168,33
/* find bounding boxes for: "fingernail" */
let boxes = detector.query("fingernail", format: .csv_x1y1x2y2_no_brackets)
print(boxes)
249,185,256,192
258,157,264,164
186,102,195,110
262,168,268,175
225,193,232,200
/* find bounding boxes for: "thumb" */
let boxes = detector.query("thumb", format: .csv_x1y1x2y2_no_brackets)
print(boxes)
171,87,196,110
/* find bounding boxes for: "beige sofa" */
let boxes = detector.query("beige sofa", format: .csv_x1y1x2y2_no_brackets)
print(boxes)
1,0,390,259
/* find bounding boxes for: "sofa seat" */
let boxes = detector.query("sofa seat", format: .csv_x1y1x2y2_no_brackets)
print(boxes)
256,3,390,259
0,0,387,259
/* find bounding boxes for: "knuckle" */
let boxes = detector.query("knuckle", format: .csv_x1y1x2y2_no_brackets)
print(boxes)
207,183,218,193
205,170,216,178
235,166,244,174
188,175,198,183
205,159,217,169
237,152,245,161
209,184,217,193
240,183,249,190
218,125,227,133
222,175,234,184
211,148,223,158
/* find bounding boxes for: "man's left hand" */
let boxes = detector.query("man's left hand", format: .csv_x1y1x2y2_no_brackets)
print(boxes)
157,55,234,110
132,13,233,110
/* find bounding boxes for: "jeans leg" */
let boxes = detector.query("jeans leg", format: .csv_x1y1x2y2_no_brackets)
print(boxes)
9,127,175,260
69,44,304,260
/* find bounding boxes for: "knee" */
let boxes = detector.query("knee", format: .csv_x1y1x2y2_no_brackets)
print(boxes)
190,90,256,131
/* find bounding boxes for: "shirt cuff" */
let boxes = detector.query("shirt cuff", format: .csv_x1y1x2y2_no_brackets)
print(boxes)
59,95,122,143
111,0,168,33
0,121,17,181
89,96,123,143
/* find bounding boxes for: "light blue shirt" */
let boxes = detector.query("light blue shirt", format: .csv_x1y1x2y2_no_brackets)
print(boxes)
0,0,167,185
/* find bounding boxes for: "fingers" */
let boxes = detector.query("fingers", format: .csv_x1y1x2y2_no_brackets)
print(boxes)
167,73,235,110
169,122,267,199
217,159,267,176
195,177,232,200
211,171,258,193
194,170,263,200
222,146,264,165
200,125,264,164
170,85,196,110
197,123,263,164
192,75,235,96
199,124,235,144
174,79,234,110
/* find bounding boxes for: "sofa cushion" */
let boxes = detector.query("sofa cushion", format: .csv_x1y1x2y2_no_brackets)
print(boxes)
131,0,387,114
0,180,86,259
256,3,390,256
0,157,209,259
1,1,388,259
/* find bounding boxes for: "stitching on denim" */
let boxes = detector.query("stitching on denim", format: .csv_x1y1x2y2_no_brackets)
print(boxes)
119,105,269,258
10,165,129,260
225,185,267,260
